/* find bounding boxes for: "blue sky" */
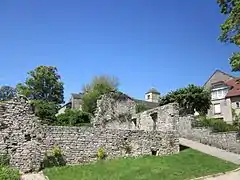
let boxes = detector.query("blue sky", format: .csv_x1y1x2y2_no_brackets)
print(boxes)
0,0,239,101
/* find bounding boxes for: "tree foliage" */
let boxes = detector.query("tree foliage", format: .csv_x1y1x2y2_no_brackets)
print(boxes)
0,86,16,101
31,100,59,125
159,84,211,115
81,75,119,115
217,0,240,71
135,103,148,113
56,109,91,126
16,66,64,104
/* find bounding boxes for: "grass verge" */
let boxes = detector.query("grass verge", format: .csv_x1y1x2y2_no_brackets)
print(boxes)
44,149,238,180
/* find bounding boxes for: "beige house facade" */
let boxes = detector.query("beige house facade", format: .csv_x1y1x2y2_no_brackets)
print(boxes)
204,70,240,123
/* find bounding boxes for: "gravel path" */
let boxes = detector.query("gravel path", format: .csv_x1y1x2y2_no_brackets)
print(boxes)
204,170,240,180
179,138,240,164
21,172,47,180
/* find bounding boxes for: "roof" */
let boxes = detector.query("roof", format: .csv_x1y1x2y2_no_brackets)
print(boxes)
225,78,240,98
71,93,83,99
145,88,160,95
134,99,159,109
203,69,235,87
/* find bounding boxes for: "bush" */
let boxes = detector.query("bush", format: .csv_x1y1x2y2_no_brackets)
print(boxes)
56,109,91,126
0,154,10,166
0,166,20,180
193,116,237,132
97,147,106,160
31,100,59,125
135,103,148,113
42,146,66,168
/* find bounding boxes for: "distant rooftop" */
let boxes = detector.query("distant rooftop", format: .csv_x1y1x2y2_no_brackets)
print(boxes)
145,88,160,94
71,93,83,99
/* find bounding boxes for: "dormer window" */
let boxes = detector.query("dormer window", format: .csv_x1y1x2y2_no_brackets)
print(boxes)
147,95,150,99
211,87,228,100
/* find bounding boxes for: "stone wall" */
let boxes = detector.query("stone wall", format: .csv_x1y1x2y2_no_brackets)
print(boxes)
44,126,179,164
0,98,179,173
93,91,136,129
0,98,46,173
179,115,240,154
132,103,179,132
93,91,179,132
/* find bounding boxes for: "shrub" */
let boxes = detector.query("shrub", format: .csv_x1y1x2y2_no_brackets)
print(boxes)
0,166,20,180
42,146,66,168
97,147,106,160
135,103,148,113
0,154,10,166
56,109,91,126
193,116,237,132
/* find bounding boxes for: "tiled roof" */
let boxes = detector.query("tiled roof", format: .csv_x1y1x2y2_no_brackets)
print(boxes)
225,78,240,98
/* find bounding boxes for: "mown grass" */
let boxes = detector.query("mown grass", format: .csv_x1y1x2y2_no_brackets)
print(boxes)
44,149,238,180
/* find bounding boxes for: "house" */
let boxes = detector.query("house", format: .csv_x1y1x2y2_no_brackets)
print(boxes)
204,70,240,123
56,88,160,115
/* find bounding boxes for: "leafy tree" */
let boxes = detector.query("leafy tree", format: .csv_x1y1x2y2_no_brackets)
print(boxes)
0,86,16,101
159,84,211,115
16,66,64,104
56,109,91,126
135,103,148,113
81,75,119,115
31,100,58,125
217,0,240,71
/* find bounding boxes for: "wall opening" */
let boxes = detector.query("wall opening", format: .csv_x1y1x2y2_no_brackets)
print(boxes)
150,112,158,131
151,149,158,156
131,118,137,128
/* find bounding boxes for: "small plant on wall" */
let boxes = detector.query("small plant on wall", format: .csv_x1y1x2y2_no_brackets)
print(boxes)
42,146,66,168
97,147,107,160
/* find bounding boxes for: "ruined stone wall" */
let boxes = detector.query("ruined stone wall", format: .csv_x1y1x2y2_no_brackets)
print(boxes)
179,115,240,154
132,103,179,132
93,91,136,129
44,126,179,164
93,91,179,132
0,98,46,173
0,98,179,173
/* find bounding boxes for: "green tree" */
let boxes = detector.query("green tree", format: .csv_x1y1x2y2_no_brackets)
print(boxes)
56,109,91,126
16,66,64,104
31,100,58,125
81,75,119,115
217,0,240,71
16,66,64,123
0,86,16,101
135,103,148,113
159,84,211,115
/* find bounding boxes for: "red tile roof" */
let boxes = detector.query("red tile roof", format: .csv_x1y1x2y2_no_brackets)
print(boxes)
225,78,240,98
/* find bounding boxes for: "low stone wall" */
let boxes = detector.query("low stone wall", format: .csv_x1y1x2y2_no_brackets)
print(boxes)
0,99,179,173
179,116,240,154
45,126,179,164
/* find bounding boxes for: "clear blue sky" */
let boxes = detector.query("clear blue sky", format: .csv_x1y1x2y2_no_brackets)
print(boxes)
0,0,239,101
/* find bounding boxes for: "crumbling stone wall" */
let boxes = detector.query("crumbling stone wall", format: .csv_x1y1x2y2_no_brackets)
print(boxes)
44,126,179,164
0,98,46,173
132,103,179,132
0,98,179,173
179,115,240,154
93,91,136,129
93,91,179,132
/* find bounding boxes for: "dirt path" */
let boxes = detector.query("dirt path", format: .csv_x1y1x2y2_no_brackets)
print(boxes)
21,172,47,180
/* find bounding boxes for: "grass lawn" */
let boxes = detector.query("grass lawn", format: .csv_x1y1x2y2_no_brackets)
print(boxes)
44,149,238,180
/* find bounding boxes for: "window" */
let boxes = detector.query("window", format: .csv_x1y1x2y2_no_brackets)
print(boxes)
213,104,221,114
147,94,150,100
237,102,240,108
211,88,228,100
